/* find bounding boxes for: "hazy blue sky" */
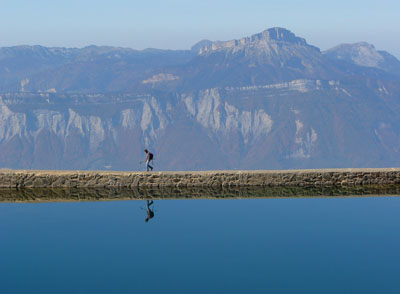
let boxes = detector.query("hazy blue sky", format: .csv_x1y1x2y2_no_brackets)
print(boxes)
2,0,399,57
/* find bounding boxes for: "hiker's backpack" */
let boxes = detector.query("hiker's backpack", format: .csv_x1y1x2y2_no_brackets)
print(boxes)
149,152,154,161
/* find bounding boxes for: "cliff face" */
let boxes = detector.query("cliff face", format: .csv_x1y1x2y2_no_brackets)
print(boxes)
0,89,275,170
1,77,400,171
0,93,169,169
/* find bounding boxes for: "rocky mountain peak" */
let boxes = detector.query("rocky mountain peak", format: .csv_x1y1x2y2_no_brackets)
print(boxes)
193,27,314,55
191,39,213,53
253,27,308,45
323,42,400,72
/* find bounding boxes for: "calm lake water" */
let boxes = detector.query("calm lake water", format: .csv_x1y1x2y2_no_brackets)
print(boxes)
1,196,400,293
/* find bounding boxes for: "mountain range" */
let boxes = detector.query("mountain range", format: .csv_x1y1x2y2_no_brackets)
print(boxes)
1,27,400,171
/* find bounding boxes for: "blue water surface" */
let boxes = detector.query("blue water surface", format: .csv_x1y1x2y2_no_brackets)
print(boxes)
1,197,400,293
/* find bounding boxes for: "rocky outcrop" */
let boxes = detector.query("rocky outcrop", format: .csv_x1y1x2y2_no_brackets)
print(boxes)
196,27,317,55
1,168,400,189
323,42,400,76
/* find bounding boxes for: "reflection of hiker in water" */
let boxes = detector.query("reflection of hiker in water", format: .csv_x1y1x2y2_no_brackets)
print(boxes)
145,200,155,222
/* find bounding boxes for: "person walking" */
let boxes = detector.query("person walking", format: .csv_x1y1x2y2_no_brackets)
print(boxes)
144,149,154,171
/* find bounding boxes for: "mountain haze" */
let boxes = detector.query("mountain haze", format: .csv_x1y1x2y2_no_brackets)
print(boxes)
1,27,400,170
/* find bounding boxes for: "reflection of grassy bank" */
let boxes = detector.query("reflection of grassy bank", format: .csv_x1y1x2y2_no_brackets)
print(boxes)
0,185,399,203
